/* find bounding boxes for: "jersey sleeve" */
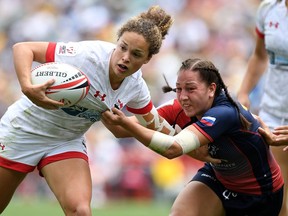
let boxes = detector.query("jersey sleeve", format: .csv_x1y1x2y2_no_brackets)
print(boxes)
157,99,178,124
193,105,238,142
255,0,276,38
45,41,86,66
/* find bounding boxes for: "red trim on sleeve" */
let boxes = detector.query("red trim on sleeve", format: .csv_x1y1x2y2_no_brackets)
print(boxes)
193,123,214,143
0,156,35,173
126,100,153,114
255,27,264,39
46,42,57,62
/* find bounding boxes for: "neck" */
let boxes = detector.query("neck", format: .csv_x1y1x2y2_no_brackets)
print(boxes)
109,73,123,90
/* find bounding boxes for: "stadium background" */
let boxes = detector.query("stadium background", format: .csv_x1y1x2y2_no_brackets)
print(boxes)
0,0,263,214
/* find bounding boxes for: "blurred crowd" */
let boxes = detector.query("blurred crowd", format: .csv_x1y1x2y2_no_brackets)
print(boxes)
0,0,263,207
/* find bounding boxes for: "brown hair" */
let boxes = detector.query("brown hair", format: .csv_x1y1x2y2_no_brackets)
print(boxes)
163,58,252,130
117,5,173,58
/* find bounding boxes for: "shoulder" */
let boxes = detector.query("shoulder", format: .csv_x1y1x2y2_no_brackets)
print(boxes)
157,99,191,128
54,40,115,56
208,104,236,119
259,0,277,7
157,98,181,109
79,40,115,53
257,0,277,16
157,99,181,114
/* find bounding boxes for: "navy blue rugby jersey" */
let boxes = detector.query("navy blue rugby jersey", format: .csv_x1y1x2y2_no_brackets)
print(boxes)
193,93,283,195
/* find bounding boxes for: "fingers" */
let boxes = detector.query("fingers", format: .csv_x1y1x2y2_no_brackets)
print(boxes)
273,127,288,135
111,107,122,115
208,158,221,164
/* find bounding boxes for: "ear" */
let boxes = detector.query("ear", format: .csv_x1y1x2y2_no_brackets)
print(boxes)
209,83,217,97
144,55,152,64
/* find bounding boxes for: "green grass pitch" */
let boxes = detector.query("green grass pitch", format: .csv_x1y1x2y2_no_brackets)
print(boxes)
2,198,171,216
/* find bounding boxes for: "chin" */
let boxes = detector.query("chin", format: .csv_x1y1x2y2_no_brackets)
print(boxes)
184,110,194,117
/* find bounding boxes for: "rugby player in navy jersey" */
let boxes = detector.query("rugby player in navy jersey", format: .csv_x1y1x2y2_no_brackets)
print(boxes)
103,58,284,216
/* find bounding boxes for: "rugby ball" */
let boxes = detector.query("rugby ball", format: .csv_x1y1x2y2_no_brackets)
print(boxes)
31,62,90,107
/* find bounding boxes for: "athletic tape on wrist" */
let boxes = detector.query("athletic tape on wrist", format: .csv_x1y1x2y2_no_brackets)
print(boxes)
174,128,200,154
148,131,175,154
148,128,200,155
135,106,176,135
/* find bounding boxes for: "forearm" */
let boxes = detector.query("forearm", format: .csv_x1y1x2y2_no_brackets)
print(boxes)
135,106,175,135
13,42,48,92
239,55,267,95
121,117,156,146
102,108,201,159
121,118,201,159
13,43,35,91
102,117,135,138
238,37,268,96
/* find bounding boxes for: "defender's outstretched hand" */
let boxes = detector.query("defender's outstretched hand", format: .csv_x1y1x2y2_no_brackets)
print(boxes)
102,108,128,125
188,145,221,164
258,125,288,151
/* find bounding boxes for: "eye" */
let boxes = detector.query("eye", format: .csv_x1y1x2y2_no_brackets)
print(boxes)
119,44,127,51
175,87,182,93
186,87,195,92
133,52,141,58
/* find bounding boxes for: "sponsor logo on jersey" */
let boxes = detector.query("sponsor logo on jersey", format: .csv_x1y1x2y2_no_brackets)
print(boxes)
0,143,5,151
114,99,123,109
57,44,77,56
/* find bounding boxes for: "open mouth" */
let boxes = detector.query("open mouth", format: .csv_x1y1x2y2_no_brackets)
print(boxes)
117,64,128,72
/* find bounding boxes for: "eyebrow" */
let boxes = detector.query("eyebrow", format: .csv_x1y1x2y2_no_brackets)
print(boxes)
121,40,145,54
176,81,197,85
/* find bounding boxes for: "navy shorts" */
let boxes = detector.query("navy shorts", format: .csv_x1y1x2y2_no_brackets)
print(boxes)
192,163,283,216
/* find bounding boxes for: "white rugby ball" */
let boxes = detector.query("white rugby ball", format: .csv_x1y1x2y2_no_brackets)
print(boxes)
31,62,90,107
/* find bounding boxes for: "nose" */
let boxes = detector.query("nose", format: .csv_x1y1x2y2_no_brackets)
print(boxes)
178,90,188,101
122,52,130,63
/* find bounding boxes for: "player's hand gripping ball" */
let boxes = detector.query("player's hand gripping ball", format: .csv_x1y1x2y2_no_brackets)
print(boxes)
31,62,90,107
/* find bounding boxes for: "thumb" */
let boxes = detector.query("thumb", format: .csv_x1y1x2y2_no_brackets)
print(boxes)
258,127,273,146
44,79,55,88
258,127,268,136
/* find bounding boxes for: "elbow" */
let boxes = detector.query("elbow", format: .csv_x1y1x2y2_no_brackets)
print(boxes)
12,43,21,54
12,42,25,51
109,131,127,138
162,148,182,160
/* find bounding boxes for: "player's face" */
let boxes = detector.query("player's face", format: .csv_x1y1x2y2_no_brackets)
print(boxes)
110,32,150,83
176,70,216,119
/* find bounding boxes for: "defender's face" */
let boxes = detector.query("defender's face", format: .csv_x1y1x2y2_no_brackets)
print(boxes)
176,70,215,119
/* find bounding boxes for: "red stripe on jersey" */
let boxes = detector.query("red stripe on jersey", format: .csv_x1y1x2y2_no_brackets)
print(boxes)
126,100,153,114
267,151,284,192
0,156,35,173
46,42,57,62
38,151,88,171
255,27,264,39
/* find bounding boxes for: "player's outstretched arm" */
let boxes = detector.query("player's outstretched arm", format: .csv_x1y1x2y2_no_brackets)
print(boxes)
102,108,209,159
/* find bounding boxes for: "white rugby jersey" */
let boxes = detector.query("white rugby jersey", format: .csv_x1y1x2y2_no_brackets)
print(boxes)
256,0,288,118
0,41,152,142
